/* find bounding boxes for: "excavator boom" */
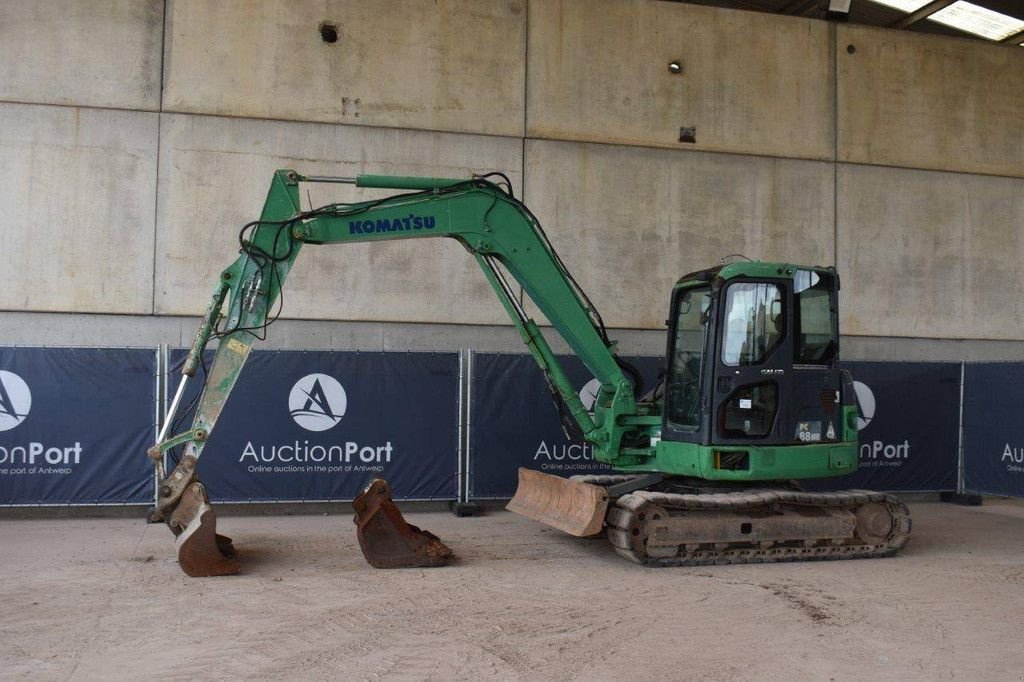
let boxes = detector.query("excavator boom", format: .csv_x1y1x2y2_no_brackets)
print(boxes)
150,170,642,574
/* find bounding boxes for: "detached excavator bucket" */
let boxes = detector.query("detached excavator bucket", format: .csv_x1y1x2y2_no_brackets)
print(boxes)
353,479,454,569
506,468,609,537
168,482,241,577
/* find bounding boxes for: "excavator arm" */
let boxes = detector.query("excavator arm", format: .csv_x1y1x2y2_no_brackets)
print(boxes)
149,169,648,575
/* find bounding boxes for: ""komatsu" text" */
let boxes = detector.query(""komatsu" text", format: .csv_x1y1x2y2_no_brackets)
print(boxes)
348,215,436,234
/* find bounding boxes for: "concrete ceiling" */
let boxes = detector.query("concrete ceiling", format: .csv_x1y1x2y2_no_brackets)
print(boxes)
664,0,1024,45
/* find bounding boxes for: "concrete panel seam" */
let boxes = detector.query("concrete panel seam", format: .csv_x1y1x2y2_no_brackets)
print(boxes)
156,107,527,144
151,112,162,315
524,136,834,167
151,0,163,313
0,98,160,115
159,0,167,112
525,136,1024,182
831,21,839,271
522,0,530,149
835,159,1024,182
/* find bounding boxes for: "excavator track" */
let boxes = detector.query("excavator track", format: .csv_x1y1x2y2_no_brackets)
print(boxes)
574,475,911,567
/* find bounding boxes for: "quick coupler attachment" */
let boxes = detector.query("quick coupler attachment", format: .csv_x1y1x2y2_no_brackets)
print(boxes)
150,456,239,577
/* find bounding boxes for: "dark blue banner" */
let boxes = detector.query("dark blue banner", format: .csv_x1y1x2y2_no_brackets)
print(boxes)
468,355,959,497
808,361,960,492
468,353,664,498
0,347,156,505
168,350,459,502
963,363,1024,497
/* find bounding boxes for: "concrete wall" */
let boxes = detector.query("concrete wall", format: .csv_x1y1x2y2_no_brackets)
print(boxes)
1,0,1022,358
838,164,1024,340
0,103,158,314
837,25,1024,179
155,113,522,324
0,0,163,110
162,0,526,136
522,140,834,328
527,0,834,160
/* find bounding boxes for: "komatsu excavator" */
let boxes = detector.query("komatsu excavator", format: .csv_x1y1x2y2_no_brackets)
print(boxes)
148,169,910,576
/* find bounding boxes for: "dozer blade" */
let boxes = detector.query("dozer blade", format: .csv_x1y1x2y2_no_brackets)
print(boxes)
168,482,241,577
506,467,609,537
353,479,454,569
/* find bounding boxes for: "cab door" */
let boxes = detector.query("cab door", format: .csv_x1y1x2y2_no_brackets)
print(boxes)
710,279,794,446
789,269,844,445
661,285,714,445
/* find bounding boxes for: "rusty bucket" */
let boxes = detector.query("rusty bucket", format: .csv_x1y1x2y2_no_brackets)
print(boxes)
168,481,241,577
353,479,454,569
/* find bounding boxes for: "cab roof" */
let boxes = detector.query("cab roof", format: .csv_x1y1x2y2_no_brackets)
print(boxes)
673,261,838,289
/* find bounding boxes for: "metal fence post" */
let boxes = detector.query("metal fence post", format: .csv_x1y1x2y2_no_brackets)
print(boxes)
941,360,982,506
450,349,480,516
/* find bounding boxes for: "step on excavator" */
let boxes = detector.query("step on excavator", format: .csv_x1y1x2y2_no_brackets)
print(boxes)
147,169,911,576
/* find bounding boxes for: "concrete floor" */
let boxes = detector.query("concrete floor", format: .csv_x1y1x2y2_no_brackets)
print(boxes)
1,501,1023,680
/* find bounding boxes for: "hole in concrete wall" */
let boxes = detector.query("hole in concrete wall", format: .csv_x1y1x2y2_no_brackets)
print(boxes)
320,22,339,44
679,126,696,144
847,44,856,54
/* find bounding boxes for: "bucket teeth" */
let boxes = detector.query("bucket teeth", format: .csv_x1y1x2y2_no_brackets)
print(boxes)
353,479,454,569
169,482,241,577
506,468,609,537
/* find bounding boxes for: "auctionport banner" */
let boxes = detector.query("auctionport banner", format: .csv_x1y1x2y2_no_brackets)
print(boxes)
963,363,1024,497
468,353,664,499
809,361,960,493
167,350,459,502
0,347,156,505
468,355,959,498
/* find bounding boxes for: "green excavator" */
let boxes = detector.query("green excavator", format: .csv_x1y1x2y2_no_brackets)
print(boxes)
147,170,911,576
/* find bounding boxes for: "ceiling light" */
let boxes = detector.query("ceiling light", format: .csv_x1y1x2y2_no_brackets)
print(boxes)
928,1,1024,41
828,0,852,20
865,0,933,12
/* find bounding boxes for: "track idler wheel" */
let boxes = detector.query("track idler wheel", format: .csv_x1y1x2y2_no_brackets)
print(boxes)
854,502,897,545
168,482,241,577
353,479,454,569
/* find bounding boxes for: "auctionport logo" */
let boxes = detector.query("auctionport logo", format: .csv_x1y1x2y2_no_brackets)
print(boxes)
288,374,346,432
852,378,910,464
0,371,31,432
579,378,601,411
853,380,874,431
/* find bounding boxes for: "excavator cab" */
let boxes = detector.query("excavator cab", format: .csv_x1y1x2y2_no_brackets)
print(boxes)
662,263,850,467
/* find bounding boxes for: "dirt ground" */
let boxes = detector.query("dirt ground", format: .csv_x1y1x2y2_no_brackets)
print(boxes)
1,501,1023,681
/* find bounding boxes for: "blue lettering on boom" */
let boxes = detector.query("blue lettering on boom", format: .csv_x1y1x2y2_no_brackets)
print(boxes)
348,215,438,234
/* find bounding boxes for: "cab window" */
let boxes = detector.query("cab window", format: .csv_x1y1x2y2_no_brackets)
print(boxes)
794,270,836,365
721,283,784,367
